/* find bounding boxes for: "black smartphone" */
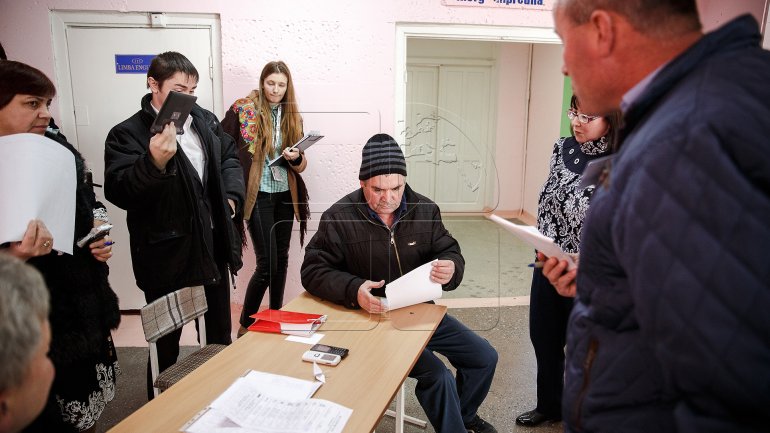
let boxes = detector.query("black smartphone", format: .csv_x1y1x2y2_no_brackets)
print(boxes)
150,91,197,135
310,343,349,359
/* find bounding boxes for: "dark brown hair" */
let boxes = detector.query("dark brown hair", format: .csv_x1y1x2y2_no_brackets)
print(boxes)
146,51,199,89
569,94,622,151
0,60,56,109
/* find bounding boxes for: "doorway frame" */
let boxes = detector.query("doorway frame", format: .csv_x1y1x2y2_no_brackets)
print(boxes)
394,24,561,212
50,10,224,145
395,23,562,141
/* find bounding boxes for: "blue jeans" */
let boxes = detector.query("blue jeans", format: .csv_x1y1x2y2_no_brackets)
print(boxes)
409,313,498,433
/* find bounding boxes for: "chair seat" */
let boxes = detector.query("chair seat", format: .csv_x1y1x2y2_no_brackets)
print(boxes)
154,344,227,392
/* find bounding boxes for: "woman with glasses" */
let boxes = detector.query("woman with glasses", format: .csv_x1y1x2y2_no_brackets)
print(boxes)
515,95,620,427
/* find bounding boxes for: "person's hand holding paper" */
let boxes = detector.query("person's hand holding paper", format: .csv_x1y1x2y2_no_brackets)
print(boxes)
429,259,455,285
540,251,578,298
357,280,387,314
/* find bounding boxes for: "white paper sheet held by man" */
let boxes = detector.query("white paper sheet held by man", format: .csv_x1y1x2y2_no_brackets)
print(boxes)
384,260,443,310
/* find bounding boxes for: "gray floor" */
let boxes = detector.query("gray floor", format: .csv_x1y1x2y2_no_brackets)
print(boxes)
96,216,564,432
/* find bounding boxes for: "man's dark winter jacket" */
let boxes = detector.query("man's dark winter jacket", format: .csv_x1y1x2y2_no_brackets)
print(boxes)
301,185,463,308
104,94,244,291
564,15,770,433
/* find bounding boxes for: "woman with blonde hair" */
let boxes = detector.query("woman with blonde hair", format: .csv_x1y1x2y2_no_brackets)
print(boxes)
222,61,310,337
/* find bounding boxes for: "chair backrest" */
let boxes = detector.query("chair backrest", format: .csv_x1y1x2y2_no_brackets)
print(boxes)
141,286,208,343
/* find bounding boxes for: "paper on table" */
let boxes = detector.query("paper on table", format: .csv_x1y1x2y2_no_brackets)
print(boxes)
488,214,577,270
242,370,322,399
286,332,325,345
385,260,442,310
185,373,351,433
0,133,76,254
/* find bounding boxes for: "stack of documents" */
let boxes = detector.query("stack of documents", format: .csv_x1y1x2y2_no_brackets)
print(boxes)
247,309,327,337
183,370,351,433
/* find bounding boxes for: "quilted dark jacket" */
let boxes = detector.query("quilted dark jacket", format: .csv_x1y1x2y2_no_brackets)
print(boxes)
564,15,770,433
300,184,464,309
104,94,245,291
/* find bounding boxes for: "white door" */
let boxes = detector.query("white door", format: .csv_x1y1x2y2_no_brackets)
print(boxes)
52,12,222,309
405,64,492,211
405,66,439,199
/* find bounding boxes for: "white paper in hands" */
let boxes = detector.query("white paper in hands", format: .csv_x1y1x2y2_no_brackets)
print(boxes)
385,260,442,310
488,214,577,270
0,133,76,254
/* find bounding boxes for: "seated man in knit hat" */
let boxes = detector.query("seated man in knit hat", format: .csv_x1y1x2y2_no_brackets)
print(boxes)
301,133,498,433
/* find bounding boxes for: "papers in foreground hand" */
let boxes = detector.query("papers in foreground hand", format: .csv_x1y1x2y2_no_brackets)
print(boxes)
248,309,327,337
488,214,577,270
0,133,76,254
385,260,442,310
183,370,351,433
268,131,324,166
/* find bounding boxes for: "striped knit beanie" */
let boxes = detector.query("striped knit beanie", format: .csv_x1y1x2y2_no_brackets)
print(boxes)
358,133,407,180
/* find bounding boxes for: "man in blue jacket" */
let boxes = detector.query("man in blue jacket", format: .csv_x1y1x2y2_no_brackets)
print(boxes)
545,1,770,432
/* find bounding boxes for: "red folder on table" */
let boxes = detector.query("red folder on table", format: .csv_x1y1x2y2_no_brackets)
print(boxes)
248,309,327,337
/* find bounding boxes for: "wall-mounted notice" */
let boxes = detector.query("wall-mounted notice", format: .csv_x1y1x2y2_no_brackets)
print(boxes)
442,0,547,8
115,54,156,74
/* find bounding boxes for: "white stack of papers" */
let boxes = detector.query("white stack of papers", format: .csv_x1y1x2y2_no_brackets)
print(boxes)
183,370,351,433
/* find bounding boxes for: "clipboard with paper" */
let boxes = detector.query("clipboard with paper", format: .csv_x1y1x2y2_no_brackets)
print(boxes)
268,131,323,166
488,214,578,270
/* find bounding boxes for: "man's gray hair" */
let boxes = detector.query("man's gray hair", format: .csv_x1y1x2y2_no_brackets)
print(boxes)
0,254,49,392
556,0,701,36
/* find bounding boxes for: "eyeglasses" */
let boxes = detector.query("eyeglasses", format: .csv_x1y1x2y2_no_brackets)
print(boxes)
566,109,601,124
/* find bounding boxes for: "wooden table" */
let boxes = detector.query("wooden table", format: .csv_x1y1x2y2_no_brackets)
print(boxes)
108,292,447,433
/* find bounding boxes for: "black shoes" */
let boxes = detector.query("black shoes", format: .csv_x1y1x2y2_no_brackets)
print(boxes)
515,409,561,427
465,414,498,433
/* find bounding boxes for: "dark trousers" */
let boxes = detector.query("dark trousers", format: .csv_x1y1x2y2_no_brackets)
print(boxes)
144,260,232,400
529,267,574,417
240,191,294,328
409,314,498,433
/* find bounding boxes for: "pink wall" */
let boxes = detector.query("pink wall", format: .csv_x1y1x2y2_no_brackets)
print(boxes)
1,0,765,307
0,0,555,206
